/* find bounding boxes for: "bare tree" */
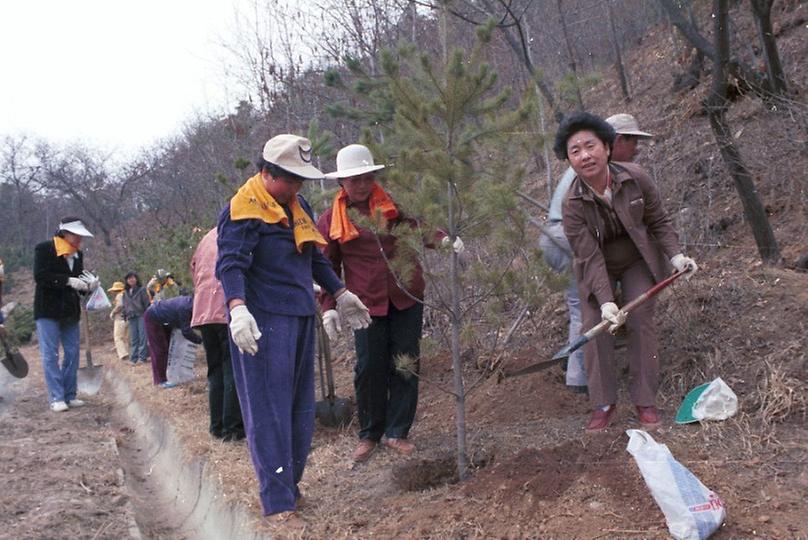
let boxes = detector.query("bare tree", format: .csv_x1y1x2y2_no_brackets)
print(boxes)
556,0,584,109
704,0,780,264
749,0,788,95
606,0,630,101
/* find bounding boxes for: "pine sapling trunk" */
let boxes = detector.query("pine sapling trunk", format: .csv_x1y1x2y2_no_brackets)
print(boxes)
448,182,469,480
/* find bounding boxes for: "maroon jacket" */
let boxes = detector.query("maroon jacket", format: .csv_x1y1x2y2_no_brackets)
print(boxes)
317,201,426,317
562,161,681,306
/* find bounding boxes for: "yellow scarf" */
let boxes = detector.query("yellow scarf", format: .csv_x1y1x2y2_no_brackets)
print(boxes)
329,183,399,244
53,236,78,257
230,173,326,253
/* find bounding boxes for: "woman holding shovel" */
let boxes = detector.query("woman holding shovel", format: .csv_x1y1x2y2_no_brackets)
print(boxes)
33,217,99,412
554,113,697,432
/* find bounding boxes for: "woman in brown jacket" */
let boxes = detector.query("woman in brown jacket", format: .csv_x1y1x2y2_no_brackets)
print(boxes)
554,112,698,432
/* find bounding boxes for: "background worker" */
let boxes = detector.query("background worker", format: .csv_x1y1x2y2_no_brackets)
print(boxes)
191,228,244,441
147,268,179,302
143,294,201,388
33,217,99,412
122,272,150,365
108,281,129,361
540,113,654,394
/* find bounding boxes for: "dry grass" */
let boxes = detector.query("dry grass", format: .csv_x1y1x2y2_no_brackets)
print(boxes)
754,360,808,425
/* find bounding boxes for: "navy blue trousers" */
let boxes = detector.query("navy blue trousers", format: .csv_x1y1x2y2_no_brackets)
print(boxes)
229,311,315,515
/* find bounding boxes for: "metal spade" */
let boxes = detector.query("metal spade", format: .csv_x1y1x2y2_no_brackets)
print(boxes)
77,304,103,395
0,333,28,378
314,313,353,428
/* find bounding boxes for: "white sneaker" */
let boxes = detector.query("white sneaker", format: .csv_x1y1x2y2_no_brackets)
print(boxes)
50,401,69,412
68,399,86,408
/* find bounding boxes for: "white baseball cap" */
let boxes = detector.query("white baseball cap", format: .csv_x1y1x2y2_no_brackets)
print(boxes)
58,218,94,237
325,144,385,179
606,113,653,138
262,134,324,179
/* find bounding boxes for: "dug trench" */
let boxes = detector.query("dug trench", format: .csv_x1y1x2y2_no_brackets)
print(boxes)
0,345,261,539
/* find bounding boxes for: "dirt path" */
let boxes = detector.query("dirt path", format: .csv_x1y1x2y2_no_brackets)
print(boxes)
0,344,186,540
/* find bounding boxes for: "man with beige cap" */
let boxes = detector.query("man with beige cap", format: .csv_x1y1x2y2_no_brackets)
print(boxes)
216,134,371,526
539,114,652,394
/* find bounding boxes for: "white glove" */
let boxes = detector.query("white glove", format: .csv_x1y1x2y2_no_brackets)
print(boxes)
600,302,627,334
671,253,698,278
336,290,371,331
229,305,262,355
312,283,322,294
67,277,89,292
79,270,100,291
441,235,465,254
322,309,341,341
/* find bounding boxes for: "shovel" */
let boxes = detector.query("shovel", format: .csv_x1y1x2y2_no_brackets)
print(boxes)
0,333,29,378
314,313,353,427
77,303,103,395
503,269,688,379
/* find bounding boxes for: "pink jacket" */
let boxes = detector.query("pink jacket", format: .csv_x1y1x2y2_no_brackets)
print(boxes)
190,228,228,327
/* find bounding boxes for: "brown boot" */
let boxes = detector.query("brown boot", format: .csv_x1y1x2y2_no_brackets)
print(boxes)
384,438,415,456
585,405,616,433
636,406,662,429
352,439,377,462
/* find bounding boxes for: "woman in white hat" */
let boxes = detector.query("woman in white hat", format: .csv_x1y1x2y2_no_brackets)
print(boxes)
33,217,99,412
317,144,463,462
216,134,370,525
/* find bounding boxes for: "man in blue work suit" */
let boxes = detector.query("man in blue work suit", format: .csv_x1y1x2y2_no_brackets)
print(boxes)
216,134,371,527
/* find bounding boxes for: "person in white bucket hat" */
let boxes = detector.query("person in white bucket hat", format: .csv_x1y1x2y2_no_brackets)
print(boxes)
317,143,464,463
215,134,370,527
33,216,99,413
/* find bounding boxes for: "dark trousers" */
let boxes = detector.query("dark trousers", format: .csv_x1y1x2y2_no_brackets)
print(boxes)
582,255,659,408
230,312,316,516
353,302,423,441
199,324,244,439
144,311,171,385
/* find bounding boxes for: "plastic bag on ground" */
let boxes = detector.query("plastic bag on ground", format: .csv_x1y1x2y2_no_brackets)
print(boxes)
167,328,197,384
626,429,726,540
86,286,112,311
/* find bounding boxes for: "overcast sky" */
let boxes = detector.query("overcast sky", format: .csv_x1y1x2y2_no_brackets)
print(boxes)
0,0,240,156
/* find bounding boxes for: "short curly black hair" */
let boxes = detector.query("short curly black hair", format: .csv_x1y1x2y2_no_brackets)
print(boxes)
553,112,616,161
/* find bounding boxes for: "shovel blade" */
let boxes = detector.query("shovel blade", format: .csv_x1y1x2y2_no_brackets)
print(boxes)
315,397,354,428
551,334,590,362
77,366,104,395
2,350,29,379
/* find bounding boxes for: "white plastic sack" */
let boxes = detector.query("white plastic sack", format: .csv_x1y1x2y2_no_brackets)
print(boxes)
166,328,197,385
86,286,112,311
694,378,738,421
626,429,725,540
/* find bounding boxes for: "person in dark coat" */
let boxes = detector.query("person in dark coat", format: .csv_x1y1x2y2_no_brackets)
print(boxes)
122,272,151,364
143,294,201,388
33,217,99,412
